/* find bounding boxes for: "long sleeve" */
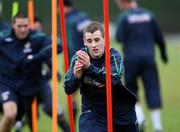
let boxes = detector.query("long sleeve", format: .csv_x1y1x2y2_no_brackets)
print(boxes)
64,54,81,95
33,36,62,62
116,14,128,44
151,17,167,59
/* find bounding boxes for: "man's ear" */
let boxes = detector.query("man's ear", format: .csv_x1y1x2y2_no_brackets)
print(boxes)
12,23,15,29
83,37,87,46
102,37,105,44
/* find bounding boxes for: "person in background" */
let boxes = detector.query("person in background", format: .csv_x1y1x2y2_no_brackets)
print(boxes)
0,12,62,132
14,16,69,132
34,16,43,32
115,0,168,132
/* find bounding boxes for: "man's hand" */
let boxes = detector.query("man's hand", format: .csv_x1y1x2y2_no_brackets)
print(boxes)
23,55,36,65
74,60,83,79
76,50,90,69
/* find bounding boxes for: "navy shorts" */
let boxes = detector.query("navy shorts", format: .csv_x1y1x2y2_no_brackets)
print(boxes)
124,56,162,109
0,83,33,120
79,110,139,132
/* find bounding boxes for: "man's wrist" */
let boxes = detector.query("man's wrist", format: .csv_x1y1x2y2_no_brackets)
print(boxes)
73,73,81,80
84,63,91,69
84,64,94,73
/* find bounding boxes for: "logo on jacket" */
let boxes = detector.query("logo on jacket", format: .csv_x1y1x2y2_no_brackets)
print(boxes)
1,91,10,101
23,42,32,53
4,37,13,42
128,13,151,24
84,76,105,88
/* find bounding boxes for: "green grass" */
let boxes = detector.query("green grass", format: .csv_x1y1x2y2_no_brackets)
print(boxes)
22,39,180,132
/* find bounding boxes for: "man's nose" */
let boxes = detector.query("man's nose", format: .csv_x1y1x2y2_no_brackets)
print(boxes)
21,27,26,32
92,41,97,47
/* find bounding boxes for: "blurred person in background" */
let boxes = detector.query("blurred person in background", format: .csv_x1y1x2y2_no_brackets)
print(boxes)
14,16,69,132
0,12,62,132
34,16,43,32
58,0,91,124
115,0,168,132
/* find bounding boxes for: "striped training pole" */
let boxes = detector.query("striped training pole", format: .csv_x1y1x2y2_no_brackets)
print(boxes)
103,0,113,131
59,0,75,131
51,0,58,131
28,0,38,132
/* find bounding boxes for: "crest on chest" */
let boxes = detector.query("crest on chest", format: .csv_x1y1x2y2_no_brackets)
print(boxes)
23,42,32,53
4,37,13,42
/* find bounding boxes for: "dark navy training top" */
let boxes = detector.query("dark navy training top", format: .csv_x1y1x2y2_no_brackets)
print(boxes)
64,47,137,124
116,8,166,59
0,29,62,96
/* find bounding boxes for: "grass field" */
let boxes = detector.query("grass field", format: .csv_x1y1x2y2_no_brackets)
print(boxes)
22,38,180,132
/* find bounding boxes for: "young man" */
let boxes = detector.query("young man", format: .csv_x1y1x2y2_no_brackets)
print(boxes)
64,22,139,132
0,12,61,132
13,16,69,132
115,0,168,132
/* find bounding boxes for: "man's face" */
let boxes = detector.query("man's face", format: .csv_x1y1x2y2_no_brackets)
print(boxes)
115,0,127,10
84,30,105,59
34,22,42,32
12,18,30,39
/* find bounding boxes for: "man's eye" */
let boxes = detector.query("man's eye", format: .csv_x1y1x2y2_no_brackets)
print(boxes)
94,38,100,42
87,39,92,43
24,25,28,28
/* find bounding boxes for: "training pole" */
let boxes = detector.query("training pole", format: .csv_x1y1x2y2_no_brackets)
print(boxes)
59,0,75,132
12,0,19,18
28,0,38,132
103,0,113,131
51,0,58,132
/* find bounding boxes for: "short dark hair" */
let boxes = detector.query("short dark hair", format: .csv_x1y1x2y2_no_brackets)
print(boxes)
64,0,73,6
83,22,104,37
12,12,28,23
34,16,43,23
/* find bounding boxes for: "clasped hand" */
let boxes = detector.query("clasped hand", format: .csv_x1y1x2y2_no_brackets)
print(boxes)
73,50,90,78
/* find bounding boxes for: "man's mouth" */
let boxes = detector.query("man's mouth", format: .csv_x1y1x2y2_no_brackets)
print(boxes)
92,49,98,53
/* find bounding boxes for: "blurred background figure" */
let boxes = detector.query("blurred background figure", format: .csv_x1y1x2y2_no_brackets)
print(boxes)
14,16,69,132
58,0,91,125
34,16,43,32
62,0,91,62
115,0,168,132
0,12,61,132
